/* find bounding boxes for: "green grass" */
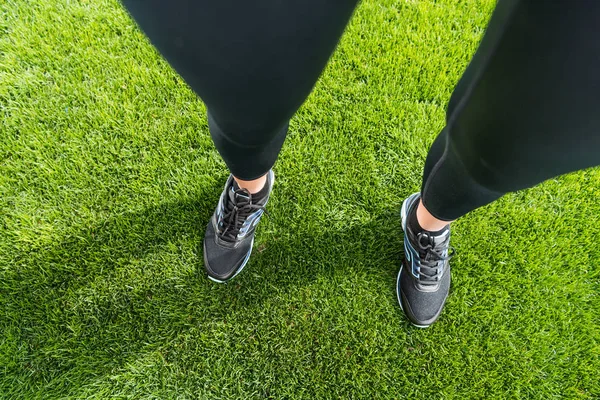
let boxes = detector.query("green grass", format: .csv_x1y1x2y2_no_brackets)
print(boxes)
1,0,599,398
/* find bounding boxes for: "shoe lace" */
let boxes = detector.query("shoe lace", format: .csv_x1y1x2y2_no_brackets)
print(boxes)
415,231,455,285
218,188,266,243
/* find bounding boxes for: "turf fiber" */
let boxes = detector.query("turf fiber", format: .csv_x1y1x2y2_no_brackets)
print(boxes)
1,0,599,398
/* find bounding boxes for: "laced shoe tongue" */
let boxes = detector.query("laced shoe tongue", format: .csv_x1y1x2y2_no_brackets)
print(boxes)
418,229,450,260
218,187,253,242
227,186,250,208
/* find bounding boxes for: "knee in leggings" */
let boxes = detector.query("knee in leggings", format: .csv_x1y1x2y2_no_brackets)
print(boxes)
458,149,524,195
207,110,288,149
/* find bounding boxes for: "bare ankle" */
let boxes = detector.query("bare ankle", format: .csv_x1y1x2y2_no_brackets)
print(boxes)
416,199,453,232
233,174,267,194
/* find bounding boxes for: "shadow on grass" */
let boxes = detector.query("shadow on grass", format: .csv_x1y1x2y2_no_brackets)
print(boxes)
2,181,407,394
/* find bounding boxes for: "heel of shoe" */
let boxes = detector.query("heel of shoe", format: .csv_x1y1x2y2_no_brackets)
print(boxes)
400,192,419,232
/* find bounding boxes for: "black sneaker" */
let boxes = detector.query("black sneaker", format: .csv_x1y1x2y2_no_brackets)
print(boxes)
203,170,274,283
397,192,454,327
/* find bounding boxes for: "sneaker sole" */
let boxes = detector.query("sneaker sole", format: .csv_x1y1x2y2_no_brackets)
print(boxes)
398,192,431,328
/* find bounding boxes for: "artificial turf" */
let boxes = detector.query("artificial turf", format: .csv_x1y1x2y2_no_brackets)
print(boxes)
1,0,599,398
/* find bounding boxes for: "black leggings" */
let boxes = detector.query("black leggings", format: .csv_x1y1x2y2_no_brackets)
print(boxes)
122,0,600,221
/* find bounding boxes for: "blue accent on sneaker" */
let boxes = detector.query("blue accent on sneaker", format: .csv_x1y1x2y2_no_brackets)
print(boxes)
397,192,453,327
203,170,274,283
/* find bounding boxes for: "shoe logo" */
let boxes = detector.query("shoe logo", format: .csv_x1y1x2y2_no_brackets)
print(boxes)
404,240,420,279
237,210,264,238
216,196,225,223
404,241,415,264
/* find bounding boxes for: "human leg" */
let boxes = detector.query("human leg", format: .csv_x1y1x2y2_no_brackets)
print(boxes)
121,0,359,281
400,0,600,326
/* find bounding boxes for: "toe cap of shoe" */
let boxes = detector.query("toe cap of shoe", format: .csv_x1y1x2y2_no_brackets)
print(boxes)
203,222,252,281
398,266,450,326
